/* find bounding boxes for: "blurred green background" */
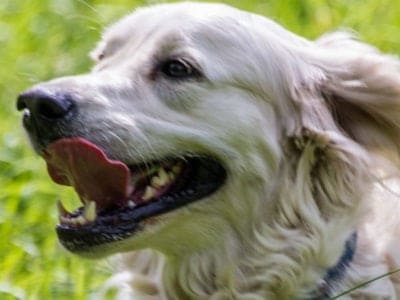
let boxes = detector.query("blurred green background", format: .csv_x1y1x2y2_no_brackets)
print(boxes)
0,0,399,299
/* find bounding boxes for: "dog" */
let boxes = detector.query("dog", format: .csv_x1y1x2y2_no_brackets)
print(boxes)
17,2,400,299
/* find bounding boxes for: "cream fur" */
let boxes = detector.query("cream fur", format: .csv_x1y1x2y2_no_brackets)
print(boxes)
30,2,400,299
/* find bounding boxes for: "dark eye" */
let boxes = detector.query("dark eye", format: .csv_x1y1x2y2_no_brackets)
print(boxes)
160,59,195,79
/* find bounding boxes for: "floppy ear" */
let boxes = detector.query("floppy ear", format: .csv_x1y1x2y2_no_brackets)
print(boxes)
288,32,400,164
315,32,400,162
279,33,400,220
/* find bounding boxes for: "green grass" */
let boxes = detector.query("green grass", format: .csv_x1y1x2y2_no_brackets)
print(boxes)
0,0,399,299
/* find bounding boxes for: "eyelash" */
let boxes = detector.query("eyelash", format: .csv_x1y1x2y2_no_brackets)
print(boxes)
158,58,201,80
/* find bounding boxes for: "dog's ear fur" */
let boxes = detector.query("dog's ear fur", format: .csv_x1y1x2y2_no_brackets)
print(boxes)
294,32,400,164
279,33,400,222
320,33,400,161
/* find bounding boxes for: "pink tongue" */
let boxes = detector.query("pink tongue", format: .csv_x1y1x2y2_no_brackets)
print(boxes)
44,138,133,210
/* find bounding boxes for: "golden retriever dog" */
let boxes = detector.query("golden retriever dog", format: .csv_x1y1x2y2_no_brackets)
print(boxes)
17,2,400,299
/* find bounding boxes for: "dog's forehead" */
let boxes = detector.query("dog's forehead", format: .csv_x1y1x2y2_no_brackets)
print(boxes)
95,3,246,55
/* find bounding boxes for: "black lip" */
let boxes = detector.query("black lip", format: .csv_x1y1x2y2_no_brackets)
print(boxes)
56,157,227,253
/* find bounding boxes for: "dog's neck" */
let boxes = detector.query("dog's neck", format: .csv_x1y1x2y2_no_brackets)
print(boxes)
310,232,358,299
157,232,358,299
156,180,362,299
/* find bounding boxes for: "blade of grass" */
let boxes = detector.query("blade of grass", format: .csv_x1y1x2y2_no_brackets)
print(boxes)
330,268,400,299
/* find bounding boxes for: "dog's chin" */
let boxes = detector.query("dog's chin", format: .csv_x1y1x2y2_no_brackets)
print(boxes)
42,138,227,256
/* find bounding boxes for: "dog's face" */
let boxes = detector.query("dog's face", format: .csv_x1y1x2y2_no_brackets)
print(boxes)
17,2,400,271
17,3,287,257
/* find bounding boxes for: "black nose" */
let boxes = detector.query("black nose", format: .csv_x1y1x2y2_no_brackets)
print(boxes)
17,89,75,121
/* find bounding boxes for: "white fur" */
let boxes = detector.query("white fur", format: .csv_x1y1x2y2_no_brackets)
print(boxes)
35,2,400,299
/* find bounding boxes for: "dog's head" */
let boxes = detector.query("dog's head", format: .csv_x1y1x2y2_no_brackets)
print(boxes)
17,2,400,263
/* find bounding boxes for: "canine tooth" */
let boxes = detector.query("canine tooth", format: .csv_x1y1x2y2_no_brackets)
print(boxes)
84,201,97,222
57,199,70,217
143,186,156,201
128,200,136,208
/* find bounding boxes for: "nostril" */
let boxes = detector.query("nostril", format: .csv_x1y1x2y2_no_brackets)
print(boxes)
17,90,75,121
36,96,73,119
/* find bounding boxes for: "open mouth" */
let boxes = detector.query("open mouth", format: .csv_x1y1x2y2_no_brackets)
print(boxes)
43,138,227,253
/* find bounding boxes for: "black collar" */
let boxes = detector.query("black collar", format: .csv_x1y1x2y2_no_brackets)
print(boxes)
309,232,357,299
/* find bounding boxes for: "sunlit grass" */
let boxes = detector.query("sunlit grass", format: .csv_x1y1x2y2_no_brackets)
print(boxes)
1,0,399,299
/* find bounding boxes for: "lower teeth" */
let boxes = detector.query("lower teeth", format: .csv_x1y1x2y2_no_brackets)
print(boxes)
58,200,97,226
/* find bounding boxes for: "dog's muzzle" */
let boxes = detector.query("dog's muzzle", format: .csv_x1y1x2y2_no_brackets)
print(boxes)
16,88,228,256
